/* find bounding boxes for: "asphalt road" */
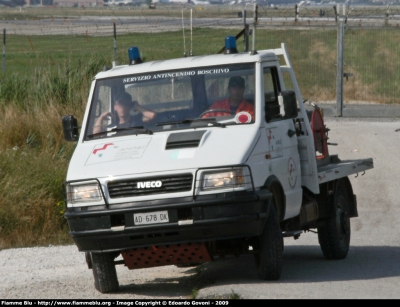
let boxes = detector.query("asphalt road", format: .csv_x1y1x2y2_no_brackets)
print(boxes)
1,117,399,299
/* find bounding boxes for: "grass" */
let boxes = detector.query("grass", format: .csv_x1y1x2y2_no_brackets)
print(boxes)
0,49,106,248
0,147,72,247
4,27,400,103
229,290,241,299
191,288,199,299
0,10,399,249
343,28,400,103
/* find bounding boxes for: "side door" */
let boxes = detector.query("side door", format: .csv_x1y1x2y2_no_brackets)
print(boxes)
262,65,302,220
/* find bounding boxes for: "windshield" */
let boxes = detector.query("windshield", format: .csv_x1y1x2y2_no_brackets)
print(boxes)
84,63,256,140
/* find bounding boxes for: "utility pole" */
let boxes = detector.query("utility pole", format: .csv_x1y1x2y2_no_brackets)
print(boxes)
2,29,6,77
336,22,344,117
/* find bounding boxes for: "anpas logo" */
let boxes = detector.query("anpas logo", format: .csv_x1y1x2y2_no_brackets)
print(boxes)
137,181,162,189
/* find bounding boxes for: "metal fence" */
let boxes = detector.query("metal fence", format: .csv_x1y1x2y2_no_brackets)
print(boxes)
1,4,400,115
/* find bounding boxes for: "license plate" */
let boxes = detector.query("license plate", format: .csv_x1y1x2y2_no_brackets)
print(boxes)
133,210,169,225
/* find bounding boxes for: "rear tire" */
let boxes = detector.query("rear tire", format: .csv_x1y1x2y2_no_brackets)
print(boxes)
91,252,119,293
254,202,283,280
318,180,351,259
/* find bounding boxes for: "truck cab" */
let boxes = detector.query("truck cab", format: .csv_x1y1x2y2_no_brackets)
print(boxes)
62,38,373,293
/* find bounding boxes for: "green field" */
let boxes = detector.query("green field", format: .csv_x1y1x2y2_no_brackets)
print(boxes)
0,12,399,249
4,26,399,103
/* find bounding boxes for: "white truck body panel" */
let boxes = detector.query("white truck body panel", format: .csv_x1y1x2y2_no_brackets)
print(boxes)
95,52,278,80
62,37,373,293
67,125,260,180
317,158,374,184
65,44,372,221
273,45,320,194
62,40,374,292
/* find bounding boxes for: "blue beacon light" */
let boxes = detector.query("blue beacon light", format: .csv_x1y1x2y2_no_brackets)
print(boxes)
224,36,238,54
128,47,143,65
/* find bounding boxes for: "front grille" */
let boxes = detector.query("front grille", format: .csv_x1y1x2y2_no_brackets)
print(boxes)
108,173,193,198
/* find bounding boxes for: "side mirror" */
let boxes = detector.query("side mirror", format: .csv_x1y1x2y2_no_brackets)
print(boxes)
278,90,298,120
62,115,79,142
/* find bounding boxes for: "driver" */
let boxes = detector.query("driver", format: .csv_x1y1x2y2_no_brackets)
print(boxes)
93,92,156,134
202,76,255,120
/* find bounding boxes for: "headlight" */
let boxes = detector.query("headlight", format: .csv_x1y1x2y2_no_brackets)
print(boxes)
199,167,252,193
66,181,103,207
202,170,244,190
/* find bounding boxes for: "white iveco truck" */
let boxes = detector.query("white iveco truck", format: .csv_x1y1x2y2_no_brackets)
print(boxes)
62,37,373,293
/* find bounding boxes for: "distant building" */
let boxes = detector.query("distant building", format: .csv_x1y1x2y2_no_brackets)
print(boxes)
51,0,105,6
106,0,143,5
26,0,54,5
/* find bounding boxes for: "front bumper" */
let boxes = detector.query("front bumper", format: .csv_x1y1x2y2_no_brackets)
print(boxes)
64,189,272,253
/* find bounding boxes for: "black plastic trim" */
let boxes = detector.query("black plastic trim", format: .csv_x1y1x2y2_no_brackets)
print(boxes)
65,189,272,252
65,189,271,219
69,213,263,237
165,130,206,150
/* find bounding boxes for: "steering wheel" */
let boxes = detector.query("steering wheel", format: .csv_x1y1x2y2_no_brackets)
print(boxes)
199,109,235,118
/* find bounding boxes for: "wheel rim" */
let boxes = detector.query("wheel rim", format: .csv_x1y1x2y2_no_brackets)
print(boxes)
340,211,350,234
335,196,350,242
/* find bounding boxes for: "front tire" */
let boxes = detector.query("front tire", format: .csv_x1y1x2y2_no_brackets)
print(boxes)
254,202,283,280
318,180,351,259
91,252,119,293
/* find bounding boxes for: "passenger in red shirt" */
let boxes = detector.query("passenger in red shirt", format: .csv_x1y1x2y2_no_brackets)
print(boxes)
202,76,255,120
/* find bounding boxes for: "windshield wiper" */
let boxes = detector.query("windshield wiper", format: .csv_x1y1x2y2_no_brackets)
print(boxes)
156,118,226,128
87,126,153,139
156,119,194,126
